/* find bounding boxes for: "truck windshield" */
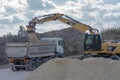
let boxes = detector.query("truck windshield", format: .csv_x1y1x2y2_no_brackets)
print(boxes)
58,40,65,47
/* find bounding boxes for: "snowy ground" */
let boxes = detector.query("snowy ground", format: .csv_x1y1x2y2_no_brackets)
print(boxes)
0,68,31,80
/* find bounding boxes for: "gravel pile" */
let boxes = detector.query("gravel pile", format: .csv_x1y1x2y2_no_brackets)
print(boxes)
26,58,120,80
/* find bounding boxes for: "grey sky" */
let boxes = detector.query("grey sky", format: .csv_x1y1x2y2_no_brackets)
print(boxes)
0,0,120,36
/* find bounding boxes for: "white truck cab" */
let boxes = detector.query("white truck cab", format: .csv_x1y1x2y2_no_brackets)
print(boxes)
41,37,64,56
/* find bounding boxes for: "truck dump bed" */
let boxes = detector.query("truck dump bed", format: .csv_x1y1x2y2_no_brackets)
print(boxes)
6,43,28,58
28,42,56,58
6,42,56,58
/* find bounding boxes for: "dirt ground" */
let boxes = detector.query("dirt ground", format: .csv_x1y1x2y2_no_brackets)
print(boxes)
26,58,120,80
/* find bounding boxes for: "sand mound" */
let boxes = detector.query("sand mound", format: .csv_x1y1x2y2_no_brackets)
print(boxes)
26,58,120,80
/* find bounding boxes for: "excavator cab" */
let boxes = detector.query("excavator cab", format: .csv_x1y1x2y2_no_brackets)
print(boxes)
84,34,101,51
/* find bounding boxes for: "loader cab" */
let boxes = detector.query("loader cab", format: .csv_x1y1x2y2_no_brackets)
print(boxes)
84,34,101,51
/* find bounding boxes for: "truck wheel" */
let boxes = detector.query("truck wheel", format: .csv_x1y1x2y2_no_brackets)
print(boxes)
55,53,63,58
11,65,16,71
110,55,120,60
11,65,19,71
59,53,64,58
36,58,42,66
26,60,37,71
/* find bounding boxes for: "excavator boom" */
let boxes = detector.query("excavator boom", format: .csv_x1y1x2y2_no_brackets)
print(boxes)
26,13,99,43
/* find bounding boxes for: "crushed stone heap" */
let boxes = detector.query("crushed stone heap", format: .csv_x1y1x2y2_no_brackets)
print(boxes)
26,58,120,80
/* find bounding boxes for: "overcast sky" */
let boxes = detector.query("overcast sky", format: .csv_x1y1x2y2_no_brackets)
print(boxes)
0,0,120,36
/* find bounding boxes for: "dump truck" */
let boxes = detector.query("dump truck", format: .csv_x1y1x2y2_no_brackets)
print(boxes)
6,37,64,71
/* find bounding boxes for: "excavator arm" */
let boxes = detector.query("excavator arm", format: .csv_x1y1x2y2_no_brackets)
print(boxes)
26,13,98,43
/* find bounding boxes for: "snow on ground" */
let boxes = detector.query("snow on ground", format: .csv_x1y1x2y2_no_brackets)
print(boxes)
0,68,31,80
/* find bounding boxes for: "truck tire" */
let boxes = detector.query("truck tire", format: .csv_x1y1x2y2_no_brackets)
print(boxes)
26,60,37,71
11,65,16,71
11,65,19,71
55,52,63,58
59,53,64,58
110,55,120,60
36,58,42,66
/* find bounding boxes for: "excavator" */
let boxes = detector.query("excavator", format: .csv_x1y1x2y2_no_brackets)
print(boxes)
26,13,120,60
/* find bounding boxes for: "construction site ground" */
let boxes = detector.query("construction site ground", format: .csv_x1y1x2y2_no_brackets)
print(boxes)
0,55,120,80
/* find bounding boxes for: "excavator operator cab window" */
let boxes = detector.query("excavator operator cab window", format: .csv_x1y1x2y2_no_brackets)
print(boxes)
85,36,93,45
84,34,101,51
